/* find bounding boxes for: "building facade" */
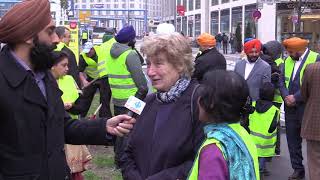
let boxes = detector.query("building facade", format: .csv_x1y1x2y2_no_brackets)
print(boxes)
174,0,320,50
73,0,162,35
0,0,21,17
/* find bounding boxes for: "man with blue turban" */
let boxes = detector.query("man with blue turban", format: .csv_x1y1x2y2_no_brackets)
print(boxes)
107,25,148,168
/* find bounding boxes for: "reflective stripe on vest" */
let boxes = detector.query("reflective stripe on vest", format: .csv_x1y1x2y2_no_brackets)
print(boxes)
249,102,279,157
273,58,284,103
82,32,88,39
81,46,102,79
105,48,137,106
58,75,79,119
97,38,117,77
188,123,260,180
284,50,318,89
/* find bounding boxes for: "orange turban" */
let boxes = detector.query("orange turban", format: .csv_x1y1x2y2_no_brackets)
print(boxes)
283,37,308,52
244,39,262,54
197,33,216,47
0,0,51,44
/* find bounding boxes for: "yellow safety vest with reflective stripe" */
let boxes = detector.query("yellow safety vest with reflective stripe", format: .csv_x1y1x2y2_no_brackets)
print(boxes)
57,75,79,119
188,123,260,180
82,32,88,40
55,42,66,51
248,102,279,157
273,58,284,103
106,49,138,106
81,46,101,79
97,38,117,78
284,50,318,89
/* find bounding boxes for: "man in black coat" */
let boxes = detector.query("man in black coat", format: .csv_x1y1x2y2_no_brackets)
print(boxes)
193,33,226,82
0,0,135,179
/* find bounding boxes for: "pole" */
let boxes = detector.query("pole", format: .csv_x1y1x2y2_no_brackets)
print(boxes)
174,0,177,30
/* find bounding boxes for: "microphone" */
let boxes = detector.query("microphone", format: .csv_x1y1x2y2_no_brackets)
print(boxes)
124,93,146,117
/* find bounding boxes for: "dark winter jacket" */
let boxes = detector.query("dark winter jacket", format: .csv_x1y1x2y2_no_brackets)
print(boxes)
0,46,112,180
193,48,226,82
121,80,204,180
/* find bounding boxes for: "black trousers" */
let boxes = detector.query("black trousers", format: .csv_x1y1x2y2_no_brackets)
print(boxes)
80,77,112,118
113,106,129,168
223,43,228,54
273,102,282,154
285,105,305,171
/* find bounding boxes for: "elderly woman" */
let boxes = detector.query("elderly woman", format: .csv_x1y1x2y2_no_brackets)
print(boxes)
121,33,204,180
188,70,260,180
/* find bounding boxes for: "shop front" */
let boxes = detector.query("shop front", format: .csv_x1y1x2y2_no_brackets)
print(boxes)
276,2,320,51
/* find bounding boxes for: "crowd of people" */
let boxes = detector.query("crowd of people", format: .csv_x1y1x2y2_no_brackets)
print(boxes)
0,0,320,180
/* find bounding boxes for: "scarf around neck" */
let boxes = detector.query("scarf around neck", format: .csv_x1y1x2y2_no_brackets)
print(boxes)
157,77,190,103
204,123,257,180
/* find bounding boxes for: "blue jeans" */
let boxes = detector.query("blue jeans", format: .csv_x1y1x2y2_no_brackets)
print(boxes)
259,157,266,172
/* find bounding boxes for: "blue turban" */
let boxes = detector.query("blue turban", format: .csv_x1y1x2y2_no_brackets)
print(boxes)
115,25,136,43
244,37,254,44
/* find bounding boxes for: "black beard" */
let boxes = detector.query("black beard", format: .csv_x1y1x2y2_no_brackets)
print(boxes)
248,56,259,63
30,37,56,72
291,55,300,61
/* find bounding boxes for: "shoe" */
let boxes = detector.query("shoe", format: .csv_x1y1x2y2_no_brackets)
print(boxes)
288,170,305,180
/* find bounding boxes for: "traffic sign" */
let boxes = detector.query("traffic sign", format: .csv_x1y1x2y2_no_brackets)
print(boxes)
252,10,262,20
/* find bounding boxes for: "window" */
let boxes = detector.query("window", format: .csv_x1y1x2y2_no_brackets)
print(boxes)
177,0,181,5
211,0,218,6
130,3,134,8
106,4,110,8
122,3,126,8
82,0,86,3
182,16,187,35
114,4,118,8
81,4,86,8
220,9,230,33
211,11,219,35
183,0,187,11
188,0,193,11
245,4,257,38
231,7,242,34
195,14,201,37
90,0,94,2
195,0,200,9
221,0,230,4
188,15,194,37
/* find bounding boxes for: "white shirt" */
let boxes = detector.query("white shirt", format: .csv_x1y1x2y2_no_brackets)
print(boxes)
292,48,308,80
244,59,256,80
